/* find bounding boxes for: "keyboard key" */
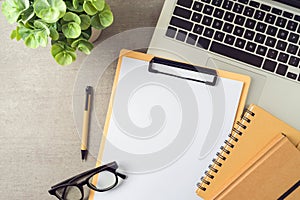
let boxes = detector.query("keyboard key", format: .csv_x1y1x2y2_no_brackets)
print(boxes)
234,15,246,26
267,49,278,59
276,40,287,51
223,23,234,33
262,59,277,72
166,27,177,38
245,41,257,52
289,56,300,67
212,19,223,29
197,37,211,49
266,26,278,36
201,0,211,3
224,12,235,22
244,30,255,40
213,8,224,18
210,41,263,67
283,11,293,19
255,22,267,33
192,12,202,23
176,30,187,41
295,15,300,22
202,16,213,26
212,0,222,6
265,37,276,47
260,4,271,11
238,0,249,5
287,44,298,55
224,35,236,45
277,29,288,40
234,26,245,36
254,10,265,20
177,0,193,8
288,33,299,44
287,72,297,80
276,64,288,76
298,75,300,82
193,1,203,12
186,33,198,45
275,17,287,28
174,7,192,19
271,7,282,15
170,17,193,31
203,5,214,15
255,33,266,44
193,24,204,35
249,1,260,8
214,31,225,42
235,38,246,49
265,13,276,24
203,27,214,38
287,20,297,31
245,18,256,29
244,7,254,17
233,3,244,14
256,45,267,56
278,52,289,63
222,0,234,10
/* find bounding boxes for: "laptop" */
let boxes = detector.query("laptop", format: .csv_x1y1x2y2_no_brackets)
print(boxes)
148,0,300,130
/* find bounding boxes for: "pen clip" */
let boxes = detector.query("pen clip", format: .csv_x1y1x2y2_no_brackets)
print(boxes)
85,86,93,111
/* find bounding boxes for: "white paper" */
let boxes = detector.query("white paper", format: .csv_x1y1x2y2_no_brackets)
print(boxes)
92,57,244,200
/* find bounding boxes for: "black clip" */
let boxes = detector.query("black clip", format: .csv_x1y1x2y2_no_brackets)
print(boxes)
148,57,218,86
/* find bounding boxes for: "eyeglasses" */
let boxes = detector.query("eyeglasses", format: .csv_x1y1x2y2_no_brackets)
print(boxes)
49,161,127,200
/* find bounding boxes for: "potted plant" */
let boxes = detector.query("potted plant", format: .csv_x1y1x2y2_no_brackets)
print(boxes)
1,0,113,66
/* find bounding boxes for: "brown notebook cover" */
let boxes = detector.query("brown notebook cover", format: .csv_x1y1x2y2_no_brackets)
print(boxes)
196,104,300,199
215,134,300,199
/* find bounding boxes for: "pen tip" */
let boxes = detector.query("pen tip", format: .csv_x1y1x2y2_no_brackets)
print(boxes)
81,150,87,161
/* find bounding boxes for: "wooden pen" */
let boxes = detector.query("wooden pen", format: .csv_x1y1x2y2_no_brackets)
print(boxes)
81,86,93,161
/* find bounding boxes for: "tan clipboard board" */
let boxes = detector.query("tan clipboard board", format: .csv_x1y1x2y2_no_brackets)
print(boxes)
89,49,251,200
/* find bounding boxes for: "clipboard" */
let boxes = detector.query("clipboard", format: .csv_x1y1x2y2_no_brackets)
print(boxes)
89,49,250,200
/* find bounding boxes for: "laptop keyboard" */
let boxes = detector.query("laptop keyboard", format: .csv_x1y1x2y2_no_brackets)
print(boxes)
166,0,300,82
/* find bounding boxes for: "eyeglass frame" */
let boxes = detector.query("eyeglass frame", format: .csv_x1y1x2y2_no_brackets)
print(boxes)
48,161,127,200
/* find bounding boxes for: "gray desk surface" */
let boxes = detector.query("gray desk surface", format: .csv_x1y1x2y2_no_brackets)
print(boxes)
0,0,164,199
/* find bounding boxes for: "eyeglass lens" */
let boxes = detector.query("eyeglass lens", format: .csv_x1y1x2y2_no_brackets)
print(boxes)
88,170,117,191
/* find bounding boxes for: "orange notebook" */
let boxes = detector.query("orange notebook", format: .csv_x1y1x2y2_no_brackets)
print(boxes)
196,104,300,199
214,133,300,200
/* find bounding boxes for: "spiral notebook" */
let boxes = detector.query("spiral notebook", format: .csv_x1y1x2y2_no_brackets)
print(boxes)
196,104,300,199
89,50,251,200
215,133,300,199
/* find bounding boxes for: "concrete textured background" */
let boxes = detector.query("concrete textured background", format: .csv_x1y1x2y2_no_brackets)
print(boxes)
0,0,164,199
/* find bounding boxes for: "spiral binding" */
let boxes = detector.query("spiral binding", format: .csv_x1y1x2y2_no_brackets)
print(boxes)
197,109,255,191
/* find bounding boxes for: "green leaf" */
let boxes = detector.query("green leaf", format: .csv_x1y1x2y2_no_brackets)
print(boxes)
79,14,90,30
33,0,66,23
99,3,113,27
63,12,81,24
24,34,39,48
90,0,104,11
62,22,81,38
65,1,83,12
90,15,103,29
49,28,59,40
1,0,29,23
83,1,97,15
72,0,79,9
71,38,93,55
34,20,50,35
10,27,22,40
20,6,34,23
51,43,76,66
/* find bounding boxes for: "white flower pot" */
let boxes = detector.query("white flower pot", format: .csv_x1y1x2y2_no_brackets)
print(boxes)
89,28,102,43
